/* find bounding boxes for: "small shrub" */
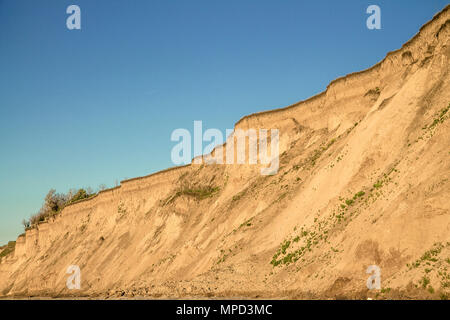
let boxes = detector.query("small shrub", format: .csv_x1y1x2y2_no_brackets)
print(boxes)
68,189,92,204
180,186,220,200
421,276,430,289
232,190,246,202
373,181,383,189
26,187,98,229
0,241,16,260
281,240,291,254
355,191,365,198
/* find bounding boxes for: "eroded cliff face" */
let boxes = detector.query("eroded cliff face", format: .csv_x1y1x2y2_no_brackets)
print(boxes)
1,6,449,299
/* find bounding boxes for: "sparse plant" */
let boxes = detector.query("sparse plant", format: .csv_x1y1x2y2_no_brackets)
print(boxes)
421,276,430,289
0,241,16,260
21,219,30,230
373,181,383,189
26,187,97,229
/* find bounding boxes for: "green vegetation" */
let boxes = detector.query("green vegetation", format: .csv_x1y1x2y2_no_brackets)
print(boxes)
408,242,444,269
118,202,126,214
165,185,220,204
232,189,247,202
421,276,430,289
270,173,394,269
373,181,383,189
281,240,291,254
230,217,255,235
365,87,381,96
340,191,365,209
115,202,128,222
380,287,391,294
345,199,354,206
309,138,336,167
240,218,253,228
23,187,99,229
429,103,450,130
0,241,16,260
217,249,230,264
354,191,365,198
216,254,228,264
407,242,450,295
270,228,317,267
177,186,220,200
416,103,450,141
67,189,93,204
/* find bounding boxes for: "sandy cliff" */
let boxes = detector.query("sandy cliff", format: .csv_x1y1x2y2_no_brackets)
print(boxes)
1,5,449,299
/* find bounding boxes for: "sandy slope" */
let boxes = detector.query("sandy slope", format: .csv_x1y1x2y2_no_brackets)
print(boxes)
0,5,449,300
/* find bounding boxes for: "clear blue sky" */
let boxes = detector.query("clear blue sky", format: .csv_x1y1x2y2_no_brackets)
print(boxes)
0,0,447,244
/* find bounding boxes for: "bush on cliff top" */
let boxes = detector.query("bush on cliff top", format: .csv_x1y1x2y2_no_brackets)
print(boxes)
0,241,16,260
23,187,100,230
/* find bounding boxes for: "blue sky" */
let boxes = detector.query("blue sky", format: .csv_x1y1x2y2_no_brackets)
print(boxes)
0,0,447,244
